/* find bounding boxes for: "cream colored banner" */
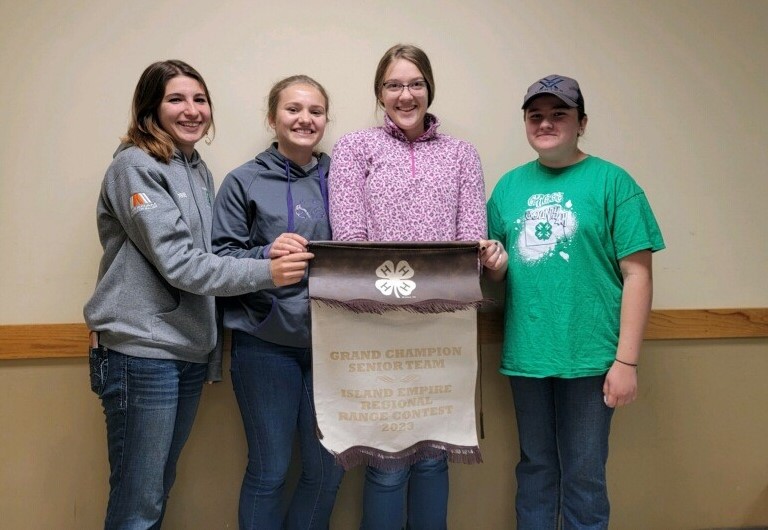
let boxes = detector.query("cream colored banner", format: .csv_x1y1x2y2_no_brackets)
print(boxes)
311,302,479,465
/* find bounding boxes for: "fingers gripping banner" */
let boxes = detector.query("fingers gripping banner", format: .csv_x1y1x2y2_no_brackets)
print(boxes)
309,241,484,470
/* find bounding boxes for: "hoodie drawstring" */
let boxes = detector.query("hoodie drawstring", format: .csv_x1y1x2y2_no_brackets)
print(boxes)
285,159,295,233
318,163,329,219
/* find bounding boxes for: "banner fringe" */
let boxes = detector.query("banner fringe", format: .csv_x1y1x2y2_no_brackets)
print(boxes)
333,441,483,471
311,298,492,315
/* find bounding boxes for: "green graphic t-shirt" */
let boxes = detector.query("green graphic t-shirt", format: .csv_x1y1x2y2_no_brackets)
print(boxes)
487,156,665,378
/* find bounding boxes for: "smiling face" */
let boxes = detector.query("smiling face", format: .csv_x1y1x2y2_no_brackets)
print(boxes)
524,94,588,167
269,83,328,165
379,58,429,141
157,75,211,158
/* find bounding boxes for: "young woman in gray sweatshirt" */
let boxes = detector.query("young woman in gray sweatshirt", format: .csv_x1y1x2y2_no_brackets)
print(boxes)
83,60,313,529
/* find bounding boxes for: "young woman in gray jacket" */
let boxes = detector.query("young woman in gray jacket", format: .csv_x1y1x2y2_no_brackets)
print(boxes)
83,60,312,529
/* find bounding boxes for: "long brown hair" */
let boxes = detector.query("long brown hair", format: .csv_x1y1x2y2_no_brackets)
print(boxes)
122,60,215,163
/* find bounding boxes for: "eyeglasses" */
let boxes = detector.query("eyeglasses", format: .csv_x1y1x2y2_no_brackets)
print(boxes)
382,80,427,94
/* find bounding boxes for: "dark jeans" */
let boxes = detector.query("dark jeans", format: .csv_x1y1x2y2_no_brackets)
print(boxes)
360,457,449,530
231,332,344,530
509,375,614,530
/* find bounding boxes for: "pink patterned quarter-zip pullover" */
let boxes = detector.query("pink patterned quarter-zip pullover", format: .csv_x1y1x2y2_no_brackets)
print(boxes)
329,113,487,242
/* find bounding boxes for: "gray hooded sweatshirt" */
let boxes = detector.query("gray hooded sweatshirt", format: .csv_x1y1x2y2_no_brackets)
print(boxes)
83,145,273,371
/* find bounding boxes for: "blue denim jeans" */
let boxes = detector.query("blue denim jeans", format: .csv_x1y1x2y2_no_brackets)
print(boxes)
360,457,448,530
230,332,344,530
98,349,206,530
509,375,614,530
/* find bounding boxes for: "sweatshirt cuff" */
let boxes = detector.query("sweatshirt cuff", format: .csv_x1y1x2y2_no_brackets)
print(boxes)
249,258,274,290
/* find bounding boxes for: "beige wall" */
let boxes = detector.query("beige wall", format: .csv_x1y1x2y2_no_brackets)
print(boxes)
1,0,767,528
2,341,767,529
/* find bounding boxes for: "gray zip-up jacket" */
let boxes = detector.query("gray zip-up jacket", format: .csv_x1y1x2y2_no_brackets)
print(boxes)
211,144,331,348
83,145,273,370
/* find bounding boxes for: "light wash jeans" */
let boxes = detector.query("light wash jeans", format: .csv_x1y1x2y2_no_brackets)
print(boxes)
97,349,206,530
230,331,344,530
509,375,614,530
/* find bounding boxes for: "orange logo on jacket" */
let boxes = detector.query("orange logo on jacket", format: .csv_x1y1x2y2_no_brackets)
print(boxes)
129,193,157,214
131,193,151,207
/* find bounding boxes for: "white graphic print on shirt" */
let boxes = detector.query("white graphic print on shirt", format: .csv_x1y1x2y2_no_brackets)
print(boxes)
516,192,577,263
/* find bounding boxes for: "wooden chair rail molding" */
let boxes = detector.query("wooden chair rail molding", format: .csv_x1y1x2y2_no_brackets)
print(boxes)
0,308,767,360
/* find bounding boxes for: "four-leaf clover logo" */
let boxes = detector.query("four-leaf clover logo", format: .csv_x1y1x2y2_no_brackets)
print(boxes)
375,260,416,298
535,221,553,241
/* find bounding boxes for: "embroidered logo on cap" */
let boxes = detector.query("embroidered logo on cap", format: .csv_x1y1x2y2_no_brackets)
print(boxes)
375,260,416,298
130,192,157,214
538,76,566,90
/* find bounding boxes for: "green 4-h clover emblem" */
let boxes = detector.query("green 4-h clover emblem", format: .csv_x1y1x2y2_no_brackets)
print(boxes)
535,222,553,241
375,260,416,298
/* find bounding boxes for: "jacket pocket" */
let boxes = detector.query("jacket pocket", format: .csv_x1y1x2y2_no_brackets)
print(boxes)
252,296,310,348
151,293,216,355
